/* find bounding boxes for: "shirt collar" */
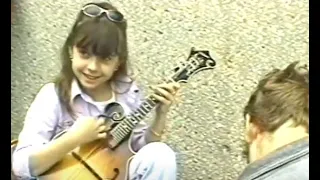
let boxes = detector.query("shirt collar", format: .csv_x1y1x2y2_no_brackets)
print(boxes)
70,79,83,103
70,75,132,99
70,78,118,104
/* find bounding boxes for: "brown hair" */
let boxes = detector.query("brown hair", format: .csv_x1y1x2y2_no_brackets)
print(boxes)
243,61,309,132
54,2,132,118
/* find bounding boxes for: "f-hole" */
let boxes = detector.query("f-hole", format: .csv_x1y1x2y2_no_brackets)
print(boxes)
111,168,119,180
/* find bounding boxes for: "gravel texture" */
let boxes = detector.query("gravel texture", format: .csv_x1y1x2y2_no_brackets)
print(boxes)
11,0,308,179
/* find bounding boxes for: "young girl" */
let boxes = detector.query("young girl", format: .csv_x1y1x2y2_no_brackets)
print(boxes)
12,2,180,180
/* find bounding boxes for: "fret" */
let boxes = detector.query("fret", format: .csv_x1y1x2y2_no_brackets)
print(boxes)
110,132,120,145
115,133,124,140
128,116,139,125
113,134,121,142
141,104,151,112
124,119,135,128
141,102,152,111
120,126,130,134
113,127,126,137
114,131,124,141
137,107,147,116
112,132,122,141
121,123,131,132
119,133,127,140
132,111,144,121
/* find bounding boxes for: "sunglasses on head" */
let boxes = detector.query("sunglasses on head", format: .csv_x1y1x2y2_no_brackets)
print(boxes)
81,4,124,22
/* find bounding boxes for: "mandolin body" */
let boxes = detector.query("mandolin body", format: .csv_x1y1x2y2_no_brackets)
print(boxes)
38,138,135,180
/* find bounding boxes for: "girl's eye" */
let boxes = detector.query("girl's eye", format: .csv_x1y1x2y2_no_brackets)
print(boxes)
99,56,114,64
81,53,90,59
104,57,112,62
103,55,117,62
78,49,90,59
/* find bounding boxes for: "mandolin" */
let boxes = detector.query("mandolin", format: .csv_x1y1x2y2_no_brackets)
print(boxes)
38,48,217,180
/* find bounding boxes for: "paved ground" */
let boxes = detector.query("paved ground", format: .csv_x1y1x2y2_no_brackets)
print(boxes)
11,0,308,179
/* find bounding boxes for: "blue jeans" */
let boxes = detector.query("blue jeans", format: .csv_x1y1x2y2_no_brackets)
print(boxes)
129,142,177,180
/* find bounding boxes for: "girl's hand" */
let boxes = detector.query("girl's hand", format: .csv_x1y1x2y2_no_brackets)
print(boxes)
68,116,108,145
150,82,181,115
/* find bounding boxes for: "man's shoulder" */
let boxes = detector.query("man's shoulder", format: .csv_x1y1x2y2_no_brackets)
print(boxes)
259,154,308,180
238,138,309,180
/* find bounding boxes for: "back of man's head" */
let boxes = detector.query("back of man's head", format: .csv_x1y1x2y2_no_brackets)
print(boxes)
244,61,309,133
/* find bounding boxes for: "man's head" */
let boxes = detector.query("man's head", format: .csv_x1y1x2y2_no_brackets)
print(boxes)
243,61,309,163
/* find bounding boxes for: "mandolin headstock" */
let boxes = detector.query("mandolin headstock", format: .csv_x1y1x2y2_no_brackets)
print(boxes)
171,47,216,83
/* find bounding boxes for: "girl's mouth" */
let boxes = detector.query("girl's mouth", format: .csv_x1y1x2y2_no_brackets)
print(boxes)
83,73,100,80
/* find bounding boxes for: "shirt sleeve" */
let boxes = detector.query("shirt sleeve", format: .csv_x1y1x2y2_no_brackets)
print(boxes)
12,83,60,179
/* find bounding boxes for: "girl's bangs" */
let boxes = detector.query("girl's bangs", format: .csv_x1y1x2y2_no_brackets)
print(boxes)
72,19,121,59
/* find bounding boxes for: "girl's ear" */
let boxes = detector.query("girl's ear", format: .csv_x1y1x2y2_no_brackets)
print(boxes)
114,57,121,71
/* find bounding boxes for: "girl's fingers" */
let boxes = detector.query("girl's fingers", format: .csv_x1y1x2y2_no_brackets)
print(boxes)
151,93,171,105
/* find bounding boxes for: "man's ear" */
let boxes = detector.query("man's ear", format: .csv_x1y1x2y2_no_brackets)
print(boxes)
69,47,73,60
245,114,260,143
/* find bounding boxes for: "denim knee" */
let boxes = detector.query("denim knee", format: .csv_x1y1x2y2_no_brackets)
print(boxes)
129,142,177,180
137,142,176,167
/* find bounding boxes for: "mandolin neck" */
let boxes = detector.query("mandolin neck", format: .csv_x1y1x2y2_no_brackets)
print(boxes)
108,96,159,148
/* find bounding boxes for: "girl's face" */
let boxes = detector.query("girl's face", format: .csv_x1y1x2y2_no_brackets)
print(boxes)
71,46,120,91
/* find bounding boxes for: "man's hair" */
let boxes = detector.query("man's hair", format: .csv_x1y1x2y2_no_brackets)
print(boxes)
244,61,309,132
